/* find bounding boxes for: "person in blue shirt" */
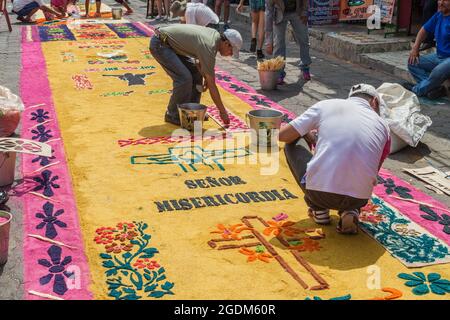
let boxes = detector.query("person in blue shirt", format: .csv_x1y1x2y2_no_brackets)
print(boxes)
404,0,449,99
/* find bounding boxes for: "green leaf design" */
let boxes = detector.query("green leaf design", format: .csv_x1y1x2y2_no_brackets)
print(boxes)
121,271,129,276
144,273,152,281
109,289,122,299
108,283,120,290
130,239,140,245
102,260,115,268
158,267,165,275
106,269,118,277
412,283,430,295
161,281,174,291
413,272,426,281
123,288,136,294
398,273,421,281
100,253,112,259
149,291,166,298
427,273,441,283
122,252,132,259
430,283,447,295
143,234,151,241
143,248,159,256
145,284,158,292
156,275,166,282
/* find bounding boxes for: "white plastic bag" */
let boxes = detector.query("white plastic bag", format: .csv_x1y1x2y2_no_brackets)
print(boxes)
376,83,432,153
0,86,24,137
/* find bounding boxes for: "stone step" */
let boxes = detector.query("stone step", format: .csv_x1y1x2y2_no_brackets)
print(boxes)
229,4,414,64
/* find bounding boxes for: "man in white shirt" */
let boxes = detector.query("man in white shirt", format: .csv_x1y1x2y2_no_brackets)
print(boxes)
279,84,391,234
170,1,220,30
13,0,64,23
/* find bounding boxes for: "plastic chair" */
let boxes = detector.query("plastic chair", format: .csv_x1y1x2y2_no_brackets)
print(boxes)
0,0,12,32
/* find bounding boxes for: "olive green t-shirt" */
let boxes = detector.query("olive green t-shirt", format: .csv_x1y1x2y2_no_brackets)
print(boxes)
159,24,221,77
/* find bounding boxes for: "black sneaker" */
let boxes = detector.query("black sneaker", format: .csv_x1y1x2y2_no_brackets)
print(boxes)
426,86,447,100
164,113,181,126
401,81,415,92
256,49,265,60
250,38,257,53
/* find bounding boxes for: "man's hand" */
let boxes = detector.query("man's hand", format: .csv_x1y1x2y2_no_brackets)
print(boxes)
236,4,244,13
220,111,230,126
266,43,273,55
408,48,420,65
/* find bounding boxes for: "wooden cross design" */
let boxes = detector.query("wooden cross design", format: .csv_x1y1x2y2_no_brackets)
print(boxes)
208,215,329,291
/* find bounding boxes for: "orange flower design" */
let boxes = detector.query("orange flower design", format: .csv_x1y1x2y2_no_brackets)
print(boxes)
289,238,321,252
95,226,116,235
133,259,160,270
117,222,135,230
94,227,117,244
263,220,303,237
105,242,133,254
94,233,115,245
210,223,252,240
361,201,380,214
115,230,138,242
239,248,273,263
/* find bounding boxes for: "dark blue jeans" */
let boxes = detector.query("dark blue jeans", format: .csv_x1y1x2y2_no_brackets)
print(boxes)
408,53,450,96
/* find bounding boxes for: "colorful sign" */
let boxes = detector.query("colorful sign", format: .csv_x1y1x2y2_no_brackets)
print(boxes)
339,0,374,21
374,0,395,23
308,0,340,25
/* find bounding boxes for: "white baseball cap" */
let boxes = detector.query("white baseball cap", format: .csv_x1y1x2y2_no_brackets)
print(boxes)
349,83,383,104
223,29,242,59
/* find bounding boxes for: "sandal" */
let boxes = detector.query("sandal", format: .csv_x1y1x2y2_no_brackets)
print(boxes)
337,210,359,235
308,208,331,225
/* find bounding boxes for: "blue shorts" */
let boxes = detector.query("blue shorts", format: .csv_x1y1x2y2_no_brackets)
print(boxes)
250,0,265,12
16,1,40,17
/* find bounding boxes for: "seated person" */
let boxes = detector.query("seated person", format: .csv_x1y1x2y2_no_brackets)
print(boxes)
13,0,64,22
170,1,220,29
403,0,450,99
279,84,391,235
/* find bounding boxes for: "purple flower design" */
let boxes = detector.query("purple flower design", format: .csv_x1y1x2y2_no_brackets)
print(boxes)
250,96,272,108
32,150,56,167
216,74,231,82
36,202,67,239
38,246,73,296
33,170,60,197
30,109,50,123
31,125,53,142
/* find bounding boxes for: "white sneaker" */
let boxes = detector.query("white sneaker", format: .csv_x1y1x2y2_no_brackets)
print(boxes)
155,15,161,20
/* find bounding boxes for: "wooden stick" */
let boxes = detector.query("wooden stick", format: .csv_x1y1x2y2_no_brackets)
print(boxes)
291,251,329,289
28,103,46,109
242,217,309,289
29,120,53,129
28,234,77,249
209,235,255,242
218,242,260,250
27,161,60,175
28,290,64,300
29,192,61,203
45,138,61,144
389,195,450,213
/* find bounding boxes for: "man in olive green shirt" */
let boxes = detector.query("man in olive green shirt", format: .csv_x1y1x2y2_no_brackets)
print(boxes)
150,24,242,126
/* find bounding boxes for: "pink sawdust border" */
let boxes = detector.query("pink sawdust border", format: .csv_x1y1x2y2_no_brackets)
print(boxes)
19,26,92,300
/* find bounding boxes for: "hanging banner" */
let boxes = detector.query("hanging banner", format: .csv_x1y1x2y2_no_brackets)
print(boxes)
308,0,340,25
339,0,374,21
374,0,395,23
